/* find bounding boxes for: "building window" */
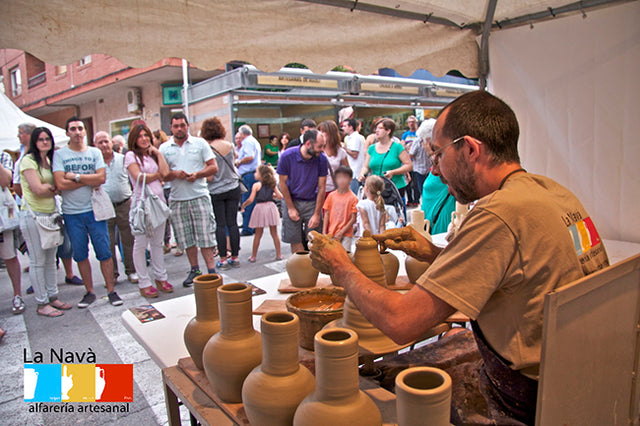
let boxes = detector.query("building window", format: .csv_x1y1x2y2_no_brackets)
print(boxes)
55,65,67,75
25,53,46,88
78,55,92,66
10,67,21,97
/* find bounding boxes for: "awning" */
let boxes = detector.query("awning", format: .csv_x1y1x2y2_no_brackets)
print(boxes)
1,0,629,79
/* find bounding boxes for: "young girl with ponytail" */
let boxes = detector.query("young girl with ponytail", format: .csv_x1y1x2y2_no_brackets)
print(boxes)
356,175,387,236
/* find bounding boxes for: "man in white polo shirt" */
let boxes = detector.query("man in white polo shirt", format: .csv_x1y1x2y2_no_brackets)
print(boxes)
160,113,218,287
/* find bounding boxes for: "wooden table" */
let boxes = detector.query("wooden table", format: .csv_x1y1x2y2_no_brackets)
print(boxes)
162,357,399,426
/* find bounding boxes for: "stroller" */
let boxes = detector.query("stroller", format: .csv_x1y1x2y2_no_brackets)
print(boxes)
356,176,407,232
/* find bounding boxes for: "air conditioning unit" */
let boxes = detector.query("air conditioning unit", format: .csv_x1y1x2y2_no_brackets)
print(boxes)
126,88,142,113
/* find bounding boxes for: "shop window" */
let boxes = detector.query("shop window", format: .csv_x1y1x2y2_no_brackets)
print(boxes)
109,117,141,141
10,67,21,96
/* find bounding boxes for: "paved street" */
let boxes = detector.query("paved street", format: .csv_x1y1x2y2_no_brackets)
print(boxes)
0,213,286,426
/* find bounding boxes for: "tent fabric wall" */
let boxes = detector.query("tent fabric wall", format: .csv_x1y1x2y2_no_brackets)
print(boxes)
0,0,479,78
488,1,640,243
0,92,69,151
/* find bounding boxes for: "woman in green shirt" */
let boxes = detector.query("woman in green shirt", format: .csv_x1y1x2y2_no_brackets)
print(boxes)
358,118,413,197
19,127,71,317
263,135,279,167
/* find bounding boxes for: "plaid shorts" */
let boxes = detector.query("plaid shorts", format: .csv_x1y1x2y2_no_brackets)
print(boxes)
170,196,217,249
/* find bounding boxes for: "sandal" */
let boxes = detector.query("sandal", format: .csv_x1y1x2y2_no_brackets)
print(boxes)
155,280,174,293
139,286,159,298
248,257,257,263
37,305,64,317
276,255,284,261
173,249,184,257
49,299,72,310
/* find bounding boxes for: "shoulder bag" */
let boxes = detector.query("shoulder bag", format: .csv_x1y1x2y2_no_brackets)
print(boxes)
26,204,64,250
210,146,248,193
91,187,116,221
129,173,171,236
0,186,20,232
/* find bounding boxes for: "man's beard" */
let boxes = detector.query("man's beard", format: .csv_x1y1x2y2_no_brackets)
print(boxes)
307,145,319,157
448,155,479,204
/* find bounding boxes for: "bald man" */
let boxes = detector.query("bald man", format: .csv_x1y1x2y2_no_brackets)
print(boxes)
94,131,137,284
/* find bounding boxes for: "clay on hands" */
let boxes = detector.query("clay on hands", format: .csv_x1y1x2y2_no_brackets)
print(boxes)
373,226,441,262
308,231,350,276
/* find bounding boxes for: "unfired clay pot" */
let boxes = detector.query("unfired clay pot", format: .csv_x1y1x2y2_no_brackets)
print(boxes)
395,366,452,426
286,251,319,288
293,328,382,426
325,231,408,354
183,274,223,370
380,250,399,286
202,283,262,402
242,312,316,425
405,256,431,284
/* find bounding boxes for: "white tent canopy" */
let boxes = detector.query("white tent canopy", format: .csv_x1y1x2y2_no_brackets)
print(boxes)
0,91,69,152
0,0,631,79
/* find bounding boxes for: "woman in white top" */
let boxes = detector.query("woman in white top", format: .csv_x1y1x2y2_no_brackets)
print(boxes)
318,120,349,193
125,124,173,298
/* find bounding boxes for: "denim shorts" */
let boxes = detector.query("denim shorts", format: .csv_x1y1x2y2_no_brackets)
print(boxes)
63,211,112,262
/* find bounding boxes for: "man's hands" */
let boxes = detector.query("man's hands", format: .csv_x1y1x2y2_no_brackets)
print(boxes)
373,226,441,263
307,213,321,230
308,231,351,276
288,207,300,222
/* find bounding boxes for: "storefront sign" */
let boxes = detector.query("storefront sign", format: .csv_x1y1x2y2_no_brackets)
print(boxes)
257,75,338,89
360,82,420,95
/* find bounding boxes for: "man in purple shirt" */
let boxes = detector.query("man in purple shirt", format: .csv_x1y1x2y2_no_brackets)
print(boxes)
277,130,327,254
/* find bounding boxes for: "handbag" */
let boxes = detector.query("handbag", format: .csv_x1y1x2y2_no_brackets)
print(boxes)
210,146,248,193
0,186,20,232
91,187,116,221
129,173,170,236
26,204,64,250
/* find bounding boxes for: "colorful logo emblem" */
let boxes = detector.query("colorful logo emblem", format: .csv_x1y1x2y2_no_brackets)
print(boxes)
24,364,133,402
568,217,601,255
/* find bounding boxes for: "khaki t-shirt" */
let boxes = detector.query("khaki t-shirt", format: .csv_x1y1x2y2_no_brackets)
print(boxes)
417,173,609,378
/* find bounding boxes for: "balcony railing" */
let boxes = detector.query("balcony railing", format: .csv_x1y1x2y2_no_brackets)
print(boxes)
27,71,46,88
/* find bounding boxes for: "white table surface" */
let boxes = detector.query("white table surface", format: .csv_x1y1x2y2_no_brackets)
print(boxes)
121,234,640,370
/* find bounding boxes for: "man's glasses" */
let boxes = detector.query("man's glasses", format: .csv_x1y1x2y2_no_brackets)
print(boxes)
429,136,465,165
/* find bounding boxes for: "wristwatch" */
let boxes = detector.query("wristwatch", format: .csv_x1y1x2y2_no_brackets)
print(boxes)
74,173,81,183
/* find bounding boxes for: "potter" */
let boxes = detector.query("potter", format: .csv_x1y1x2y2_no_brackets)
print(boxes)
308,91,609,424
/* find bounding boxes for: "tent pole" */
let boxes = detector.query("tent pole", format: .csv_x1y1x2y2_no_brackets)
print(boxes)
182,59,190,122
479,0,498,90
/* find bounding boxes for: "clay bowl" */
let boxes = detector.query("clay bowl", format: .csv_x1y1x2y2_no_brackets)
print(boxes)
286,287,346,350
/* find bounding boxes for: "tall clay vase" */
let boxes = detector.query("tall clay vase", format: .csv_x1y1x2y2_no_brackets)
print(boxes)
293,328,382,426
242,312,316,425
395,367,452,426
286,251,319,288
202,283,262,402
183,274,223,370
380,250,399,286
405,256,431,284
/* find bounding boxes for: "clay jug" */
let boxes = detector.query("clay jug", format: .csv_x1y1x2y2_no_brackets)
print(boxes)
242,311,316,425
380,250,399,286
405,256,431,284
293,328,382,426
410,209,432,242
329,231,406,354
395,367,452,426
202,283,262,402
286,251,319,288
183,274,222,370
